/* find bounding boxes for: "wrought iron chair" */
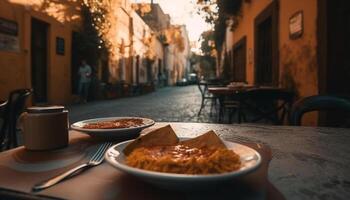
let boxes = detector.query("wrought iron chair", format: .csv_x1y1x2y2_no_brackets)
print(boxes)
223,81,249,123
289,95,350,126
0,89,32,150
235,88,294,125
0,101,8,150
197,81,218,116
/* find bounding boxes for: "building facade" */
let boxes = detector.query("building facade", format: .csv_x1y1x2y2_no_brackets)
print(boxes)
0,0,190,104
112,0,133,84
0,0,81,104
164,25,191,85
131,10,154,85
221,0,350,125
136,3,191,86
0,0,132,104
177,25,191,82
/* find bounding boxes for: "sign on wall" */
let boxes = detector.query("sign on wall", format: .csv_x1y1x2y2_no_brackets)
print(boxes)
56,37,65,55
0,18,19,52
289,11,303,40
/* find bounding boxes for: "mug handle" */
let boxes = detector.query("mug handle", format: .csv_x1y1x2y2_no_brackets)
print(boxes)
18,112,28,133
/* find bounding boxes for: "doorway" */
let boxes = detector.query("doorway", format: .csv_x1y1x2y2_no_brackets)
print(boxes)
318,0,350,126
136,56,140,84
31,18,48,103
254,1,278,86
158,59,162,75
146,59,152,83
319,0,350,95
232,36,247,82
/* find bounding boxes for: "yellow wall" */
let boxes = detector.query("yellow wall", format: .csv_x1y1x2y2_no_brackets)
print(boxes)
278,0,318,96
225,0,319,125
131,11,154,84
279,0,318,125
0,0,81,104
0,1,27,101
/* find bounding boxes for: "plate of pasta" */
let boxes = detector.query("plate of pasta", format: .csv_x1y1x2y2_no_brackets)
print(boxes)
105,125,261,189
70,117,154,139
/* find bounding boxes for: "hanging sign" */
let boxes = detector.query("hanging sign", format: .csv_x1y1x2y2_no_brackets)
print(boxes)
289,11,303,40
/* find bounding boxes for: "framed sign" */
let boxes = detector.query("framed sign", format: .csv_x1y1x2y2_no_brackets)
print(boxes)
56,37,64,55
289,11,303,40
0,18,19,52
0,18,18,36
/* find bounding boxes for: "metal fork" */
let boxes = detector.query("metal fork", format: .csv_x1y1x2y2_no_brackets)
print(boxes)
32,142,113,192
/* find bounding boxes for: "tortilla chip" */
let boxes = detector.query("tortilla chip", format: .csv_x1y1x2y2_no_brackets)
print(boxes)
179,130,226,149
123,125,179,155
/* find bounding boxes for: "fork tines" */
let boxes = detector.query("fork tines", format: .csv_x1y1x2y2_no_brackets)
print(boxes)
91,142,113,162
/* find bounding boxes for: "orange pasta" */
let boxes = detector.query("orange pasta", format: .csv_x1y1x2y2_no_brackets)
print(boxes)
83,118,144,129
126,145,241,174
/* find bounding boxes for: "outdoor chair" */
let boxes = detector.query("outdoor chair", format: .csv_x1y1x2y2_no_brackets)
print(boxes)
223,81,249,123
0,89,32,151
197,81,217,116
222,97,240,123
0,101,8,148
289,95,350,127
234,88,294,125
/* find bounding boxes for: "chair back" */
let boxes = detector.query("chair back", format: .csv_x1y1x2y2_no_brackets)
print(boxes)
289,95,350,126
236,88,294,124
0,89,32,150
197,81,208,98
0,101,8,149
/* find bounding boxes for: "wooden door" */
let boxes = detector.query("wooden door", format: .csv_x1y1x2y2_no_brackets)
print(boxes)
146,59,152,83
232,36,247,82
254,1,278,86
136,56,140,84
318,0,350,126
326,0,350,95
31,18,48,103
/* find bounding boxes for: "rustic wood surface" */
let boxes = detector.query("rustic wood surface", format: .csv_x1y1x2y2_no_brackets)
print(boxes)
165,123,350,200
0,122,349,200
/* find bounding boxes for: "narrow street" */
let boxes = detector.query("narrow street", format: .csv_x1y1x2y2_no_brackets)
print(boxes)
68,85,215,123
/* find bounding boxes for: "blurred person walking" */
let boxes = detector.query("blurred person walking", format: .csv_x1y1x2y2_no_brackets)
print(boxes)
77,60,92,103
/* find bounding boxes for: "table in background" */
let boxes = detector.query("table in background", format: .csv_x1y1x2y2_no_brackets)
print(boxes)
208,86,255,122
208,86,290,123
0,123,349,200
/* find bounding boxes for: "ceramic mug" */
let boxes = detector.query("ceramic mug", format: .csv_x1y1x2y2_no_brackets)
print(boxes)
20,106,69,151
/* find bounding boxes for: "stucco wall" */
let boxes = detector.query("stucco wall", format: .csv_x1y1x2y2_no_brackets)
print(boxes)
225,0,319,125
115,7,131,83
151,36,164,82
0,1,27,101
279,0,318,125
132,11,153,84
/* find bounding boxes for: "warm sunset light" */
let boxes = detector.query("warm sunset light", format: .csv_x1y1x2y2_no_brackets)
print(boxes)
132,0,212,53
9,0,81,23
0,1,349,199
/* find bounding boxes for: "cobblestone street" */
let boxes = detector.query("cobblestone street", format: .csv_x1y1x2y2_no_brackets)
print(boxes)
68,85,216,123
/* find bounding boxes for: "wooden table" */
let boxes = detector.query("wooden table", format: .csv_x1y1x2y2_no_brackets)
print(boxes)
208,86,288,123
0,122,349,200
208,86,254,96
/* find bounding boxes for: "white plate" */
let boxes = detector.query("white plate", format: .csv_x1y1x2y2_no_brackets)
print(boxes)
70,117,155,139
105,138,262,190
